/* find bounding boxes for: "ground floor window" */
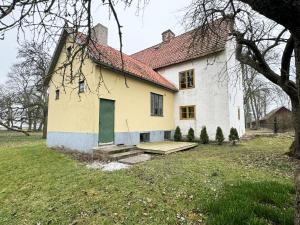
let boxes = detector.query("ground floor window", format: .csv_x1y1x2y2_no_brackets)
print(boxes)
164,131,171,140
140,133,150,142
180,105,195,120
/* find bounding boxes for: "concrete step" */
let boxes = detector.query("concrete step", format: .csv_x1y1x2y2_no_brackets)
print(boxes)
94,145,135,155
119,154,152,165
109,149,143,160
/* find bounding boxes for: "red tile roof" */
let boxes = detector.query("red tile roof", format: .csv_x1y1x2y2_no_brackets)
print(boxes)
131,20,232,70
81,35,177,91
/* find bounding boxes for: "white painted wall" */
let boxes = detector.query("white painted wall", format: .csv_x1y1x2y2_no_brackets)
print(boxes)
225,38,246,137
157,40,245,140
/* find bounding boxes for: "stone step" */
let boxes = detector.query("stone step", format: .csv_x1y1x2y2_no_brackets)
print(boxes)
118,154,152,165
109,149,143,160
94,145,135,155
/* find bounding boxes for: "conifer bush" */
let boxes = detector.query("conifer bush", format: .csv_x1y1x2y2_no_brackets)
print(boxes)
229,127,239,145
200,126,209,144
187,128,195,142
215,127,224,145
174,126,182,141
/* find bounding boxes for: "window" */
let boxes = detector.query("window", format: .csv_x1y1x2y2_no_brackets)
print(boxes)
180,106,195,120
55,89,60,100
151,93,163,116
164,131,171,140
140,133,150,142
238,107,241,120
179,69,194,89
79,80,85,93
66,46,72,60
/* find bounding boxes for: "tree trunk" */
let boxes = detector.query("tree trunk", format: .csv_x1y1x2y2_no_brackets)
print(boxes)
38,121,43,131
293,38,300,225
33,119,37,131
42,116,47,139
292,101,300,159
42,105,48,139
250,94,260,129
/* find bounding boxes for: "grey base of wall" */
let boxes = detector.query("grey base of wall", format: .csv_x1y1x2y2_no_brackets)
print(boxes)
47,132,98,153
47,130,174,152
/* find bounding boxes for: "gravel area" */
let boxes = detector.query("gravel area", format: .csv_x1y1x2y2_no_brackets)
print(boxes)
86,161,130,171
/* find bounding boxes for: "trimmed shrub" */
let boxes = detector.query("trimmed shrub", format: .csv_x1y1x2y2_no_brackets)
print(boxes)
229,127,239,145
174,126,182,141
187,128,195,142
215,127,225,145
200,126,209,144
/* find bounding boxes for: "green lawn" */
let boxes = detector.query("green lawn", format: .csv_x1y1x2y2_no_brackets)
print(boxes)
0,132,296,225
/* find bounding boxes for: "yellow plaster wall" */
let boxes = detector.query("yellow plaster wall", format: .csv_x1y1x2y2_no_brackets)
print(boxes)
47,41,175,134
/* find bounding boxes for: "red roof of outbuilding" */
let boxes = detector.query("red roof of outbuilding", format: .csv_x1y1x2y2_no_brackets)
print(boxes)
131,20,232,69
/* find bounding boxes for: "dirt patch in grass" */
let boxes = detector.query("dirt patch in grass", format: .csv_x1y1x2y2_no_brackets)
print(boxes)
49,147,105,162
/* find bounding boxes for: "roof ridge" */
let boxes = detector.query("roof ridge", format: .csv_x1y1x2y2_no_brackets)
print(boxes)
130,19,231,69
131,29,195,57
131,18,228,57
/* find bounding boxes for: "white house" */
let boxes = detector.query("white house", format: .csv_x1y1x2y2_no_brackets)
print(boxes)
131,21,245,139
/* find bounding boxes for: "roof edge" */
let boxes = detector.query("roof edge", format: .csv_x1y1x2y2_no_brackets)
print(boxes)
91,57,178,92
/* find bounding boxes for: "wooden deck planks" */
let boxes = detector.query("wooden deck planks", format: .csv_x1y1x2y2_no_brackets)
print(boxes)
136,141,198,154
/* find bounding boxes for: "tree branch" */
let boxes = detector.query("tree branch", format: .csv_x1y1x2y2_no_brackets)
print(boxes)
0,121,30,136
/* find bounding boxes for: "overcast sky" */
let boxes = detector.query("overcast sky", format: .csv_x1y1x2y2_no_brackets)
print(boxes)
0,0,190,84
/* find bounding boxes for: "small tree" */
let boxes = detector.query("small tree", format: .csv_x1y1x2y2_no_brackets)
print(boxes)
215,127,224,145
187,128,195,142
200,126,209,144
229,128,239,145
174,126,182,141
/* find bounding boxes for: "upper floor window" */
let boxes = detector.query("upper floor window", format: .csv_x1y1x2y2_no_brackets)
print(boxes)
55,89,60,100
151,93,163,116
179,69,194,89
79,80,85,93
66,46,72,60
180,105,195,120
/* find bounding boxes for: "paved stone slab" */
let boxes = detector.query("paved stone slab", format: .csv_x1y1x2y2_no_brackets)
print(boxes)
119,154,152,165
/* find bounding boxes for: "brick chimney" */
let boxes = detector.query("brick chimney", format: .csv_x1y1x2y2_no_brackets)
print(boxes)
91,23,108,45
162,29,175,42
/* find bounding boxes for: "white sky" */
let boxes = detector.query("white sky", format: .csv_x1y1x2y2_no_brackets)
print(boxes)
0,0,190,84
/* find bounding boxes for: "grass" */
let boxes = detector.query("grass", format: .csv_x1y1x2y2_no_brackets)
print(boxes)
0,131,43,148
0,132,296,225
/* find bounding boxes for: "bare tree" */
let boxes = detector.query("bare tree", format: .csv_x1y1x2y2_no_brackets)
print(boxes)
0,1,150,92
185,0,299,152
184,0,300,223
0,41,50,137
243,63,289,129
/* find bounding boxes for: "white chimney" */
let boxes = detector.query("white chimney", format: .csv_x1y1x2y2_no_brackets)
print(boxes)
91,23,108,45
162,29,175,42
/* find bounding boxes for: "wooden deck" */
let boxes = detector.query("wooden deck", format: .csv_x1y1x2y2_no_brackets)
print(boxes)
136,141,198,155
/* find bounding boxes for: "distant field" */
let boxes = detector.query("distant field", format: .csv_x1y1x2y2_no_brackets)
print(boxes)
0,132,296,225
0,131,44,148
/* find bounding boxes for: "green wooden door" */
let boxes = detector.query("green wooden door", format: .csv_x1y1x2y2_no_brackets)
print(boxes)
99,99,115,144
